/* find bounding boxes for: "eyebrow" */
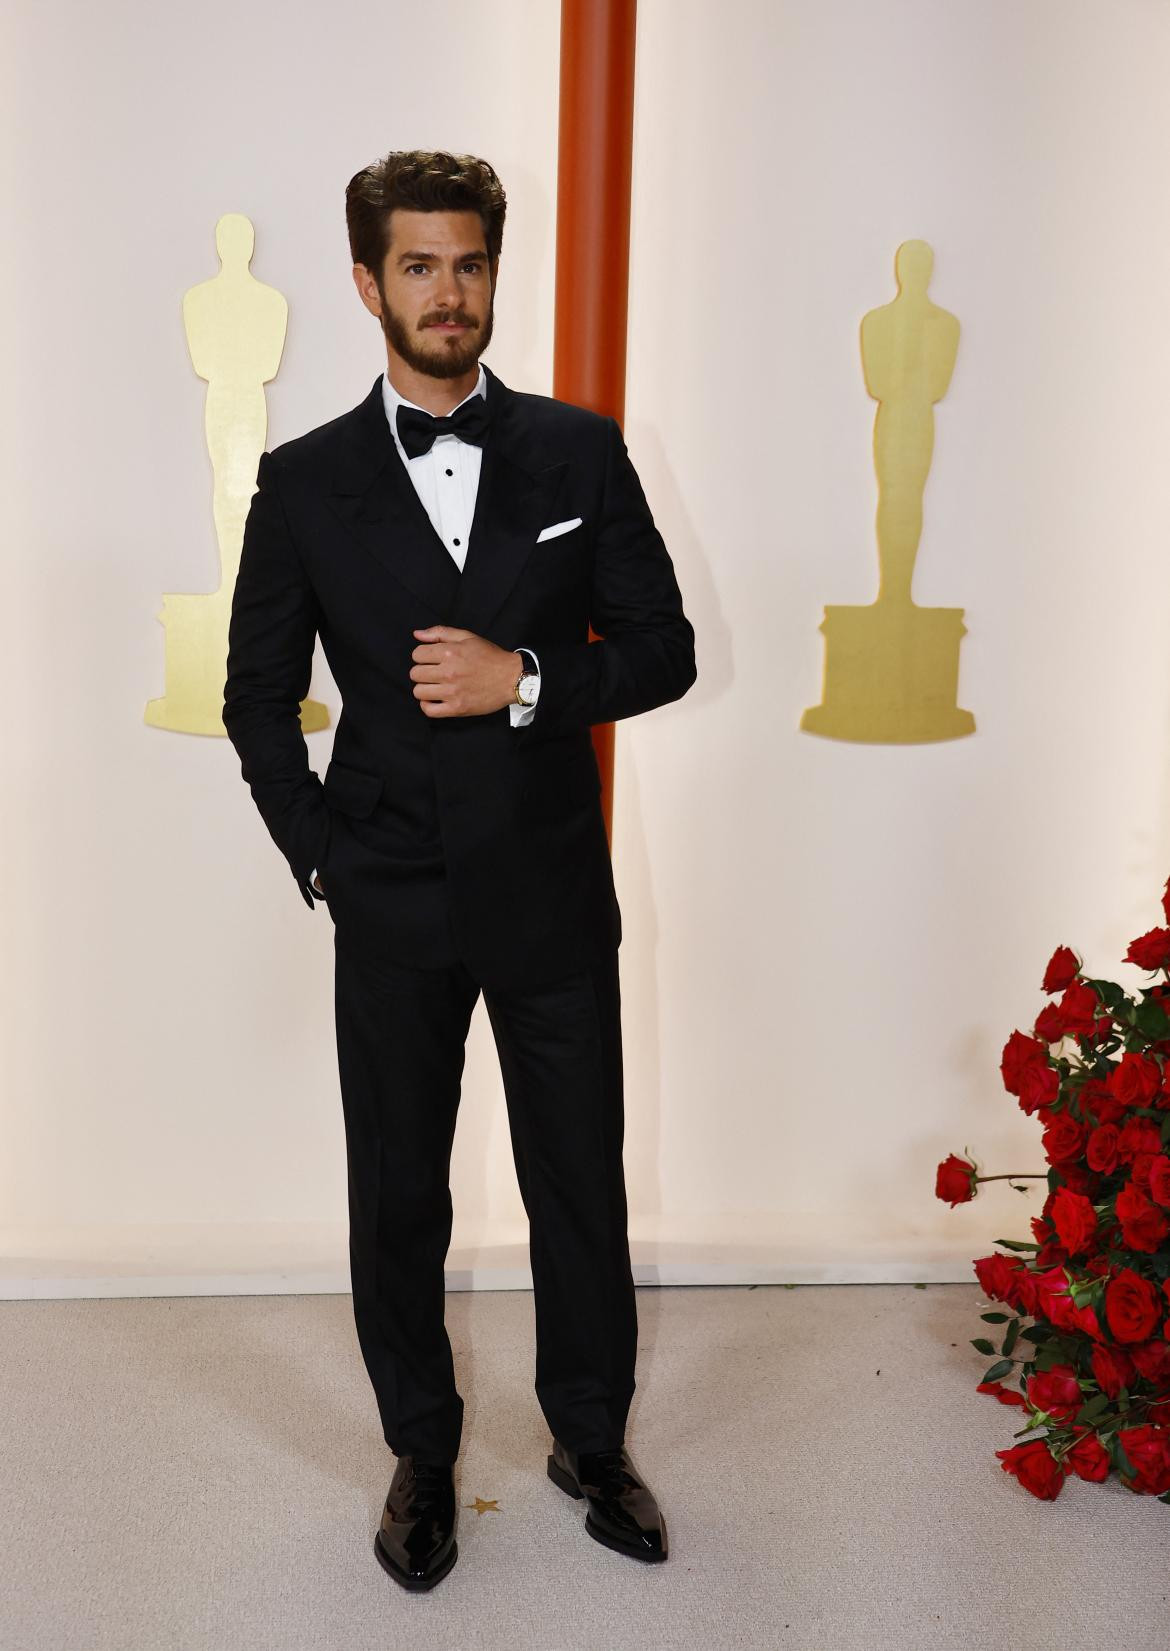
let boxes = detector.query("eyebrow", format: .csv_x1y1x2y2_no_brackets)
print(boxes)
397,249,488,264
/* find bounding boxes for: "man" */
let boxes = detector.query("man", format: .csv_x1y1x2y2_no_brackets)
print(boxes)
223,149,696,1591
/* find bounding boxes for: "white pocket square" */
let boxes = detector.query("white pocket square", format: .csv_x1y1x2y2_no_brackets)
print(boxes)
535,516,583,543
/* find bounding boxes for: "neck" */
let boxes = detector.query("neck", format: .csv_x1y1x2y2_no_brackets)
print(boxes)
385,352,480,415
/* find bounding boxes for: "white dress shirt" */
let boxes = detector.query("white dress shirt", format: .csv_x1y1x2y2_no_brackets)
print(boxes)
310,362,539,896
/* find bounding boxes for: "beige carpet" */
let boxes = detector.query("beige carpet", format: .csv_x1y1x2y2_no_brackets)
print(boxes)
3,1283,1167,1650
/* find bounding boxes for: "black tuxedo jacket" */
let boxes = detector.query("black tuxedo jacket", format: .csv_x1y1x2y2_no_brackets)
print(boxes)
223,362,697,985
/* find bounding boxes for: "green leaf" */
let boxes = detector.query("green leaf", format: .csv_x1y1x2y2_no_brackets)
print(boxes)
971,1338,997,1356
980,1312,1011,1324
1110,1436,1137,1479
1094,981,1129,1012
994,1238,1041,1252
1003,1319,1020,1356
1076,1393,1111,1423
982,1358,1015,1383
1135,996,1170,1039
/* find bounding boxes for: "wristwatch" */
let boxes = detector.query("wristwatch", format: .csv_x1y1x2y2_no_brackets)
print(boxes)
514,649,539,707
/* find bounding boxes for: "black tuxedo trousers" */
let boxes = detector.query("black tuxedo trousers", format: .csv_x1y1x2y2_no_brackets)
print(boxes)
334,936,636,1460
223,364,696,1458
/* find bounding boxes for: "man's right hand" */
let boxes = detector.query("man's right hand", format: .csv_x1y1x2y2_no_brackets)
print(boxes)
312,873,325,895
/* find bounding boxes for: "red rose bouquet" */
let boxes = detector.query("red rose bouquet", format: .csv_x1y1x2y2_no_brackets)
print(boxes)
936,881,1170,1501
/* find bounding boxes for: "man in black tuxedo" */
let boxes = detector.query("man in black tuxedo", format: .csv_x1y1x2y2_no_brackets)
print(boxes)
223,150,696,1590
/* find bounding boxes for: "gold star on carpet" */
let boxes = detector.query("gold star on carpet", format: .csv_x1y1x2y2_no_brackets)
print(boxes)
467,1496,501,1515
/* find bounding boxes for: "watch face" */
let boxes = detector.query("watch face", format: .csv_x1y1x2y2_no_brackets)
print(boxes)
519,676,539,706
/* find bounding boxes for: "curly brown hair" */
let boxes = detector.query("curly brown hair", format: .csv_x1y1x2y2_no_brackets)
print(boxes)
345,149,507,283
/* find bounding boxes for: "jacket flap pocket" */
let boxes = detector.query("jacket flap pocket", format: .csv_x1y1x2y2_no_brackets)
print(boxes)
323,761,384,817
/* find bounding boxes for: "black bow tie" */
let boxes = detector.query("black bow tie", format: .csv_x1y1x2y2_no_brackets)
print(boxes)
396,395,490,459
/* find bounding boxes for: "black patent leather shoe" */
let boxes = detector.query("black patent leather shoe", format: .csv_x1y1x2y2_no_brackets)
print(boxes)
374,1455,458,1591
547,1439,668,1561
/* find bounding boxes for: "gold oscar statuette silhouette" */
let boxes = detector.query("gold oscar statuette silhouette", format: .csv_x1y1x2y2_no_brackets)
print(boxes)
801,239,974,743
145,212,329,736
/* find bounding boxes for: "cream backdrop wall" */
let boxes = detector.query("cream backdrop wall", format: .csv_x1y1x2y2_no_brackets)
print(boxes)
5,0,1170,1296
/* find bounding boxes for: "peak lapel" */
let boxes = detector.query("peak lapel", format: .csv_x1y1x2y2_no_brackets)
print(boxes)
325,365,568,632
325,375,460,615
452,363,568,638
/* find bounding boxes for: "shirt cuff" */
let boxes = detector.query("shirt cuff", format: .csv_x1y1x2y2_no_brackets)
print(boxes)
509,646,540,727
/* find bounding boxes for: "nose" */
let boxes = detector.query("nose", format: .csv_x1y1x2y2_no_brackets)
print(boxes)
433,266,463,311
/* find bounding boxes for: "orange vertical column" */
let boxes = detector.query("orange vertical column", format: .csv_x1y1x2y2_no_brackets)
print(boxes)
553,0,638,847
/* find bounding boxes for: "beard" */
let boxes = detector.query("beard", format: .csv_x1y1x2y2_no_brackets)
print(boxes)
377,284,495,381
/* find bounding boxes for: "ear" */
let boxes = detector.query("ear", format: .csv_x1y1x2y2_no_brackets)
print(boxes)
351,263,381,317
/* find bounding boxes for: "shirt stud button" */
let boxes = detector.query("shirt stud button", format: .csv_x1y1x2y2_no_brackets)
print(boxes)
453,537,461,546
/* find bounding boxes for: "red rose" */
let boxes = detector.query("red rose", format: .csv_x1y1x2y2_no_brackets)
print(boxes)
1031,1267,1074,1325
1042,1114,1087,1166
1027,1364,1082,1422
1086,1123,1121,1175
1001,1030,1048,1096
976,1379,1026,1406
1107,1052,1162,1109
1066,1431,1111,1483
1125,929,1170,973
1058,981,1100,1037
1083,1081,1128,1127
1130,1152,1158,1193
1010,1269,1038,1317
1042,946,1081,994
995,1440,1068,1500
1077,1303,1103,1341
1117,1117,1162,1163
935,1153,977,1206
1034,1003,1066,1044
1092,1342,1136,1397
1000,1264,1032,1315
1115,1184,1170,1253
1055,1164,1098,1197
1117,1425,1170,1494
1027,1267,1099,1338
1149,1156,1170,1207
1130,1339,1170,1386
1106,1269,1163,1343
973,1253,1024,1302
1018,1063,1060,1116
1050,1186,1098,1256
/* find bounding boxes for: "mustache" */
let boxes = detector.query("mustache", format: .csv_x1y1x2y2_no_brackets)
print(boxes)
420,314,477,329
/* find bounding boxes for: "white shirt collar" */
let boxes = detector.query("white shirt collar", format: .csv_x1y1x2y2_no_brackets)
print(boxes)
382,361,487,453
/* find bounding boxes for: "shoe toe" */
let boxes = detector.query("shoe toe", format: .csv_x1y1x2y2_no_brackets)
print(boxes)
376,1527,456,1588
628,1514,667,1559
